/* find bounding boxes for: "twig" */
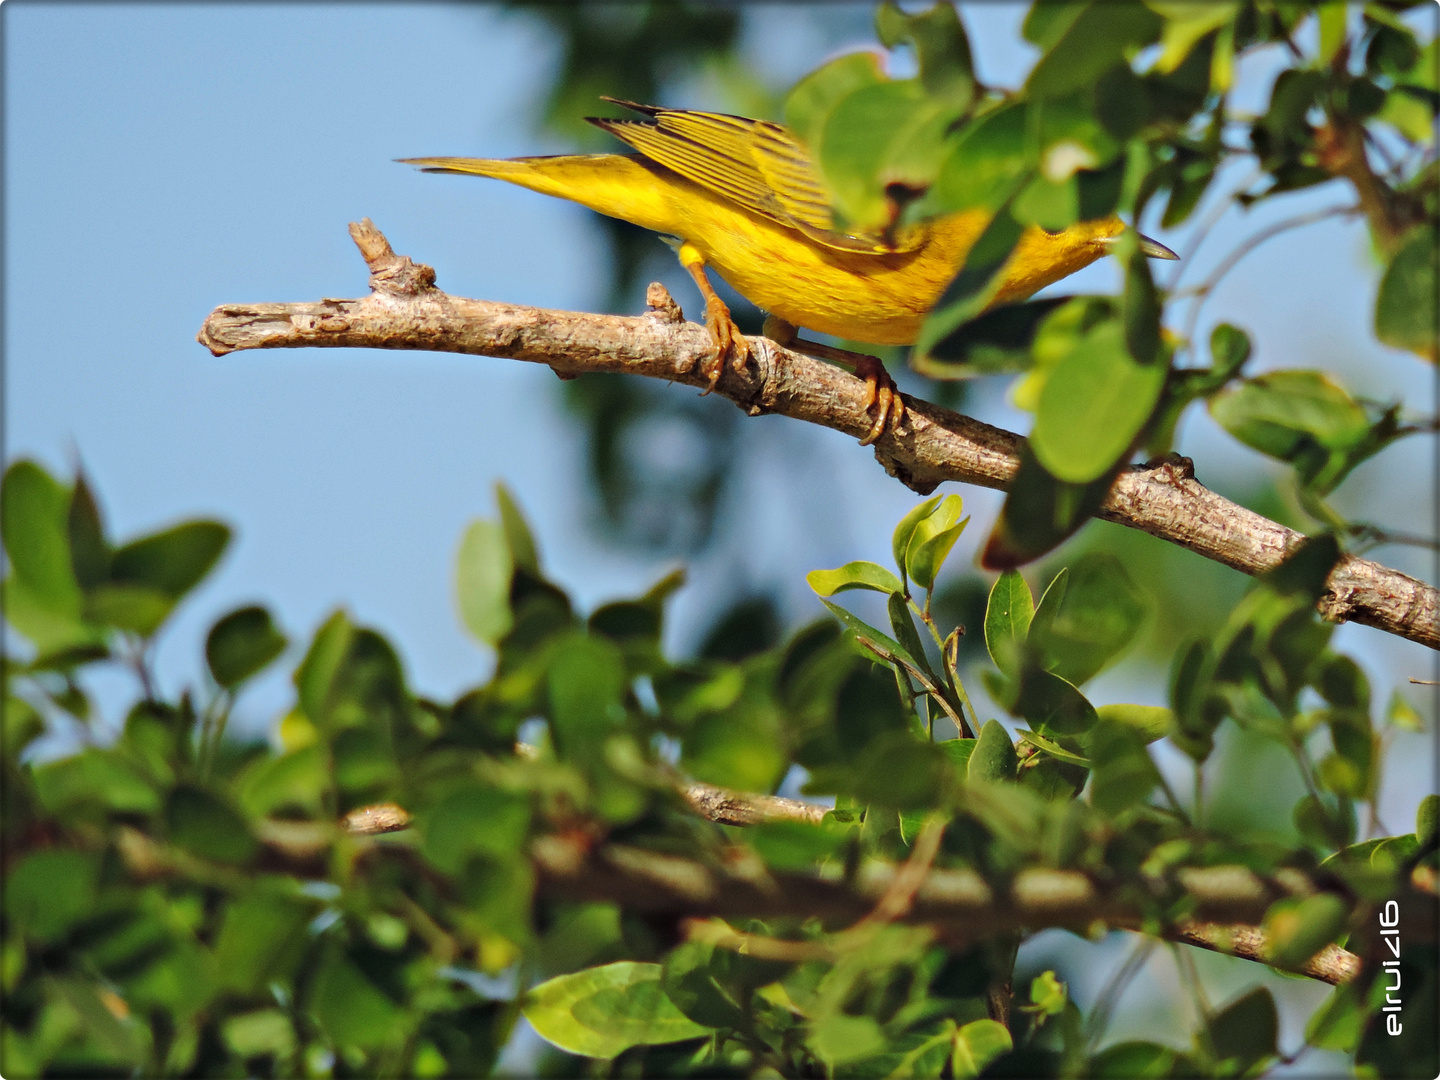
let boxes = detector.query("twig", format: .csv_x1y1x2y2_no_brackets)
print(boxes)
196,221,1439,651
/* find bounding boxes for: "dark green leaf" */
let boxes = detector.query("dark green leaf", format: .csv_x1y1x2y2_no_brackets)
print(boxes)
1014,667,1098,737
214,884,317,993
1418,794,1438,845
1027,554,1149,685
67,473,110,591
984,570,1034,679
1087,1041,1179,1078
1262,533,1343,602
110,521,230,599
912,296,1072,376
206,605,287,689
1026,3,1162,99
4,849,99,943
495,482,541,574
929,103,1031,214
1123,246,1162,365
915,208,1027,362
969,719,1018,783
875,0,975,99
421,784,532,874
308,947,410,1050
980,448,1115,570
1203,986,1277,1070
166,786,259,865
1088,719,1161,814
1375,226,1437,361
83,583,175,636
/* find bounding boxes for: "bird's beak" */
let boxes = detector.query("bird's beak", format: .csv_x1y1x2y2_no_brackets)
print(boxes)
1101,230,1179,260
1137,233,1180,260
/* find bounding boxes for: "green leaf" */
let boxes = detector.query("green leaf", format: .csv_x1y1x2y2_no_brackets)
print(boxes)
223,1010,296,1061
807,561,904,598
4,849,100,943
206,605,287,689
110,521,230,600
1027,554,1149,685
1262,533,1343,602
1263,894,1350,969
1094,704,1172,743
875,0,975,98
952,1018,1013,1078
818,598,914,668
495,482,541,574
83,583,176,636
547,633,628,759
1209,370,1371,466
1386,691,1425,733
421,783,532,874
1148,2,1237,72
818,79,962,231
1375,226,1438,362
1418,794,1438,845
912,296,1073,377
1123,246,1162,365
214,884,317,993
238,745,328,818
1014,667,1098,738
783,51,885,153
166,786,260,865
1203,986,1277,1070
1208,322,1251,378
294,609,354,723
1031,320,1169,483
985,570,1034,679
1017,728,1090,767
67,472,110,591
968,719,1018,783
1088,719,1161,814
1026,970,1068,1017
523,962,712,1059
915,208,1027,361
2,461,83,615
308,947,410,1050
808,1013,887,1067
456,519,514,646
1088,1041,1180,1078
893,494,944,580
1026,2,1162,99
905,494,969,591
929,103,1031,214
33,748,162,814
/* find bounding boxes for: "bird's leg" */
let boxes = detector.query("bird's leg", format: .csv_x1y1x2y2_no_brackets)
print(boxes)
762,316,904,446
677,242,751,393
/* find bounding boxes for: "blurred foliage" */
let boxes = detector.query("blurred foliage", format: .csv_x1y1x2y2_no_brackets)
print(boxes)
4,461,1435,1077
7,1,1438,1077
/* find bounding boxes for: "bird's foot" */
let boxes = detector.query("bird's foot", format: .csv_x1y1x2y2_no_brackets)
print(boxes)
850,353,904,447
700,297,752,394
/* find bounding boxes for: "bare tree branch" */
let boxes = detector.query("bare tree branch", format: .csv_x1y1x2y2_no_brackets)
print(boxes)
197,220,1438,650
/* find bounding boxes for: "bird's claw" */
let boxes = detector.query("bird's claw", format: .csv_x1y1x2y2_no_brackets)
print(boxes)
701,297,751,394
851,353,905,446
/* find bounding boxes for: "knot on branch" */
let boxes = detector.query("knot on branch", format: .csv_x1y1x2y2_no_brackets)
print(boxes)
645,282,685,324
349,218,436,297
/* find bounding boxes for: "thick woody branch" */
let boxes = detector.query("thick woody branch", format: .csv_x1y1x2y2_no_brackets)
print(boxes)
197,221,1438,650
530,834,1362,985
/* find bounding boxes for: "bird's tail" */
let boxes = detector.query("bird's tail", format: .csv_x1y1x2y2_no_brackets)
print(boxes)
399,154,676,233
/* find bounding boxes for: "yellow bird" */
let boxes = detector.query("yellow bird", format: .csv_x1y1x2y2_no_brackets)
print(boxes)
404,99,1176,444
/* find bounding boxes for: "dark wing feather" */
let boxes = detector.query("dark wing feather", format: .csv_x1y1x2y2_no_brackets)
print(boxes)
587,100,921,254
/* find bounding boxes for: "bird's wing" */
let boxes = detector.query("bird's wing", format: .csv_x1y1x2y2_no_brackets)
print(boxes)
588,100,921,255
